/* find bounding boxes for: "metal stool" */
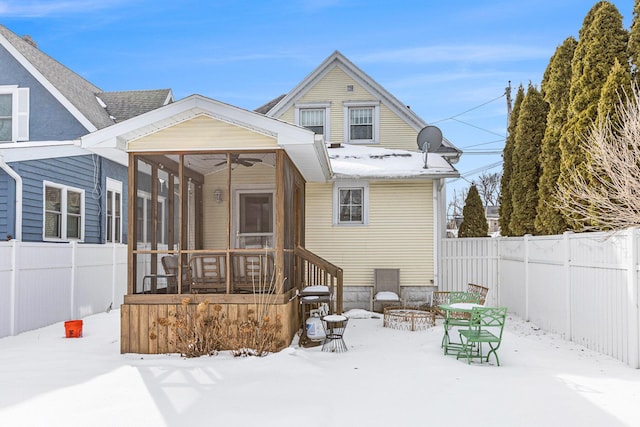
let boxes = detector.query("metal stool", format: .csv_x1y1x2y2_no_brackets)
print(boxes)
321,314,349,353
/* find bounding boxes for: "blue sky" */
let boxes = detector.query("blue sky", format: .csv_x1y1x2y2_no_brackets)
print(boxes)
0,0,635,210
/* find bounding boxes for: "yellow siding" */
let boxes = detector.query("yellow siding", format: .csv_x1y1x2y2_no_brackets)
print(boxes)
305,181,434,288
129,115,277,151
279,67,418,150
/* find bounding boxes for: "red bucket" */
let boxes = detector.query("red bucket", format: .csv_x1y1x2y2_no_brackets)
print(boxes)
64,320,83,338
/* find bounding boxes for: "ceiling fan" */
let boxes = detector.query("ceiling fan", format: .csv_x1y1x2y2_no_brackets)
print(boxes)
214,154,263,167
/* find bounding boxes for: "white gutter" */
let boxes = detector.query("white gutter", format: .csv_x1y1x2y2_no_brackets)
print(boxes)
0,154,22,240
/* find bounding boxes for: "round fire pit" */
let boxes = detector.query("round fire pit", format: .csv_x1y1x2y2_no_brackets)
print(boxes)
383,307,435,331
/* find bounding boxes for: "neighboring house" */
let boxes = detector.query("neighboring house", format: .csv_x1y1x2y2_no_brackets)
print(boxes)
485,205,500,236
0,25,172,243
260,51,461,308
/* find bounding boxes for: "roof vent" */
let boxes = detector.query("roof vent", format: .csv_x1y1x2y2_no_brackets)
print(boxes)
22,35,37,48
346,85,354,92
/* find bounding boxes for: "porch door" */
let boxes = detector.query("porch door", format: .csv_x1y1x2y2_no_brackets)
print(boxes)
234,189,274,248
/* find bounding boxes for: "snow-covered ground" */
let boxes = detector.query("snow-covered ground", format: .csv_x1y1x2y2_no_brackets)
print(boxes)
0,309,638,427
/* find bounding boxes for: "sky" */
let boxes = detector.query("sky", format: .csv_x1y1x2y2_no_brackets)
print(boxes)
0,308,639,427
0,0,637,211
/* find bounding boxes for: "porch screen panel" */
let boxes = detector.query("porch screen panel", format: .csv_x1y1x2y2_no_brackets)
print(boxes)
282,157,296,293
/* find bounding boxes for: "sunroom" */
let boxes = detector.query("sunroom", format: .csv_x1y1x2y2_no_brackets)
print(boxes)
82,95,342,354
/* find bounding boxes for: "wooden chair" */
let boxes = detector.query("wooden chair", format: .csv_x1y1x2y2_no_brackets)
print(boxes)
456,306,508,366
466,283,489,305
189,254,226,293
160,255,191,293
370,268,401,312
232,253,275,293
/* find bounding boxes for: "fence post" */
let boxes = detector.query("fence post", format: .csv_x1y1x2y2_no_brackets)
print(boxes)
524,234,530,321
564,231,572,341
627,228,639,368
9,240,18,336
70,241,77,319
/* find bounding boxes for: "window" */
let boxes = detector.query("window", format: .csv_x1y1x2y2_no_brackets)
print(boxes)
0,94,11,141
295,103,330,139
333,181,368,225
343,101,379,144
43,182,84,241
106,178,122,243
300,109,325,135
0,86,29,142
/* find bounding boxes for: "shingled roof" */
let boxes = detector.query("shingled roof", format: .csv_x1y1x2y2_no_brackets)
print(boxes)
0,25,172,131
97,90,173,122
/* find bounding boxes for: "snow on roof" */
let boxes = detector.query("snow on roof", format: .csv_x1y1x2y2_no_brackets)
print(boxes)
327,143,458,179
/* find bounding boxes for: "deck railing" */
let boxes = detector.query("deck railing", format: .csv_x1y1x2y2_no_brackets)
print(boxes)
294,246,343,314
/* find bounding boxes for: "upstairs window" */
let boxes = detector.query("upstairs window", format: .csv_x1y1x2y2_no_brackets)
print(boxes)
300,109,325,135
344,101,379,144
295,102,330,140
349,108,373,140
0,94,11,141
0,86,29,142
44,182,84,241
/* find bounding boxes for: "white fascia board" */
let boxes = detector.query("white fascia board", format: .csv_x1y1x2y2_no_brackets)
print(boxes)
0,140,89,162
0,36,97,133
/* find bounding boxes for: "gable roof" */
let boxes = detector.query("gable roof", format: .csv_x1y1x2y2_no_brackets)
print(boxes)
262,50,461,163
0,25,173,133
81,94,332,182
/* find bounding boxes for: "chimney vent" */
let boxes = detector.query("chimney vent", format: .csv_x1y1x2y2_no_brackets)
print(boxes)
22,35,37,48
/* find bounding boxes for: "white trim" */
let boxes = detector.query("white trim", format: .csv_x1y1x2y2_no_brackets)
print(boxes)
0,140,86,162
0,86,29,142
0,34,97,132
42,181,85,242
0,153,22,240
106,178,123,243
343,101,379,145
332,180,369,226
294,102,331,142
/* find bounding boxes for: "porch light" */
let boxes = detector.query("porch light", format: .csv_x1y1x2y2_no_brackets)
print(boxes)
214,189,223,204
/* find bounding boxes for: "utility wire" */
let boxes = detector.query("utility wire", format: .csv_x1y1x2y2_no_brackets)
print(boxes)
448,160,503,183
450,118,506,138
430,93,505,124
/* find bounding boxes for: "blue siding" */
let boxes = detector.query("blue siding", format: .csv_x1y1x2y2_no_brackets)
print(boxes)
102,158,129,244
0,45,89,140
13,155,102,243
0,171,11,237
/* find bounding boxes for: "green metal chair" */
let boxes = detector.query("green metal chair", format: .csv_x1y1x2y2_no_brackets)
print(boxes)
456,306,508,366
441,292,482,354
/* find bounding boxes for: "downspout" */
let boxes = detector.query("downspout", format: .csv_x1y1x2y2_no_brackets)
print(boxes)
0,154,22,241
433,178,445,288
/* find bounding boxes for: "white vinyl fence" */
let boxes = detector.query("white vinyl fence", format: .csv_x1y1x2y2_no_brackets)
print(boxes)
0,241,127,338
440,229,640,369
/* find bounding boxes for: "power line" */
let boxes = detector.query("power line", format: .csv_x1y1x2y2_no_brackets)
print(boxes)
430,93,506,124
450,118,506,138
449,160,503,183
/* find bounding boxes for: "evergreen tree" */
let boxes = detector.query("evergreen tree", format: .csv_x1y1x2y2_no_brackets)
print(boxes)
510,84,548,236
557,1,629,230
535,37,576,235
628,0,640,79
458,184,488,238
498,84,524,236
597,58,632,127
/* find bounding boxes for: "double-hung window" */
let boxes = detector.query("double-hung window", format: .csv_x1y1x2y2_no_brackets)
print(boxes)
0,86,29,142
44,182,84,241
295,102,330,139
344,101,379,144
106,178,123,243
333,181,369,225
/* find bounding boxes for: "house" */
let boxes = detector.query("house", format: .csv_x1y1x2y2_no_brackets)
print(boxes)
260,51,461,309
0,25,172,243
79,51,460,354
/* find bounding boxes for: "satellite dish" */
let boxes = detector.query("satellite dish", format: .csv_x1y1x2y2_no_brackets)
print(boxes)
417,126,443,153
